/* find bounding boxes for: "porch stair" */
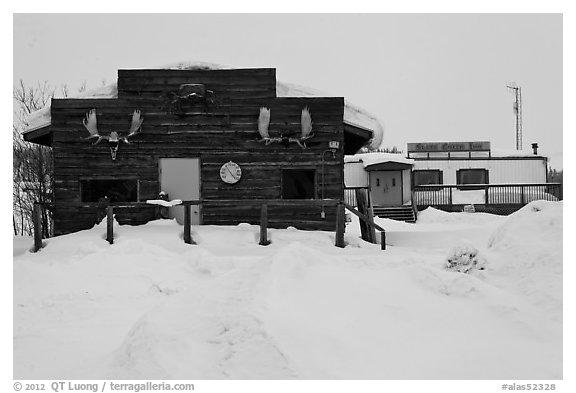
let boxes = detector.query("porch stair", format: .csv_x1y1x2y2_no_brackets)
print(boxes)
372,206,416,223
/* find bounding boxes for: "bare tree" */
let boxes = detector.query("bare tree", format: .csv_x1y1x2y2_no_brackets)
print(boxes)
359,145,404,154
13,80,56,237
13,79,91,237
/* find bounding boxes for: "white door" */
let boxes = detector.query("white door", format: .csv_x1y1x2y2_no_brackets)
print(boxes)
159,158,201,225
370,171,403,206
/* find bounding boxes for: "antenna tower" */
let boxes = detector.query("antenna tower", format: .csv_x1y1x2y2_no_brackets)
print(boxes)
507,83,523,150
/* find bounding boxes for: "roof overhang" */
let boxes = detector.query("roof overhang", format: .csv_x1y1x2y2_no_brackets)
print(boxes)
22,125,52,147
344,123,373,155
364,162,413,171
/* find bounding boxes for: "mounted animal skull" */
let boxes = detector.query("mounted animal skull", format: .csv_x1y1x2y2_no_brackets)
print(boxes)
82,109,144,160
257,106,315,148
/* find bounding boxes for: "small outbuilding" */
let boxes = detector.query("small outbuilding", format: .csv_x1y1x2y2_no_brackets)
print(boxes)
344,153,416,222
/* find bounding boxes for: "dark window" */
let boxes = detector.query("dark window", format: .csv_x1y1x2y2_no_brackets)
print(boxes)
413,170,443,186
81,179,138,203
457,169,488,185
282,169,316,199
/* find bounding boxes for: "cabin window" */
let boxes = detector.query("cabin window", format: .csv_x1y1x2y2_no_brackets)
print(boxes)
282,169,316,199
80,178,138,203
457,169,489,188
413,170,443,186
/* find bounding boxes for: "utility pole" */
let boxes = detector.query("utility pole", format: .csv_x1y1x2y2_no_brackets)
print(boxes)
507,83,523,150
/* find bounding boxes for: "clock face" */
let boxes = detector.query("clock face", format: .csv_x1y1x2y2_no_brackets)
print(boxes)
220,161,242,184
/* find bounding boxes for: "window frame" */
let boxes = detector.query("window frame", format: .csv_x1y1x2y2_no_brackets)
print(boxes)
79,177,140,203
412,169,443,186
456,168,489,189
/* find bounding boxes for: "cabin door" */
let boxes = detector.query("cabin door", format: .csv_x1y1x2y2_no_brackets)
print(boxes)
369,171,403,206
159,158,201,225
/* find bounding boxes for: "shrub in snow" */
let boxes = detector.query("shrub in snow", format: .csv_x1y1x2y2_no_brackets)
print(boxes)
445,244,486,274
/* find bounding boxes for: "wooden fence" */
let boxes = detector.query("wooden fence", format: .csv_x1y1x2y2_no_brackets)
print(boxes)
31,198,387,252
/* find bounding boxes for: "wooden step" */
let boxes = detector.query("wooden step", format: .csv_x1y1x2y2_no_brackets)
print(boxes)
373,206,416,223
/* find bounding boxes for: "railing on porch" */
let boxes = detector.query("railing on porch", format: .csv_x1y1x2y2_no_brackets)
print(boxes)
413,183,562,212
344,187,369,207
31,199,366,252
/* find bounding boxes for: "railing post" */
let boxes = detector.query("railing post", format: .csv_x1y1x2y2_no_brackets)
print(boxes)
485,184,489,206
184,203,194,244
521,185,526,205
259,203,270,246
380,230,386,251
367,206,376,243
449,186,453,206
33,203,43,252
335,201,345,248
106,205,114,245
355,188,373,243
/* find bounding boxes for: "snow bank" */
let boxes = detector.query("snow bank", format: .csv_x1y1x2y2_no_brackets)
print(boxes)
488,201,562,250
13,236,33,256
417,207,505,226
486,201,563,321
14,206,562,379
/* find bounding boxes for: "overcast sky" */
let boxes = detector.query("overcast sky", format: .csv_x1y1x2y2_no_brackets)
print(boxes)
13,13,563,168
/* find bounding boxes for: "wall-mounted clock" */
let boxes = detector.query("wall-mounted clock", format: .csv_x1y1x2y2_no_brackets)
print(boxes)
220,161,242,184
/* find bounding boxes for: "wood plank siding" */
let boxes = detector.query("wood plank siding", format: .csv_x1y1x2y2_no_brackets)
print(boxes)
48,68,348,235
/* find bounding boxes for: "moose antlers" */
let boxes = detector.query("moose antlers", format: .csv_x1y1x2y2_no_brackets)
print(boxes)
82,109,103,144
257,106,314,148
82,109,144,145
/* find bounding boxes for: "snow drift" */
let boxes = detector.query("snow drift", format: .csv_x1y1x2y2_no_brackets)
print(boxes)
13,202,562,379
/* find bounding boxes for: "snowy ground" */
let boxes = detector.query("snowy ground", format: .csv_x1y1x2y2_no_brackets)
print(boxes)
13,201,562,380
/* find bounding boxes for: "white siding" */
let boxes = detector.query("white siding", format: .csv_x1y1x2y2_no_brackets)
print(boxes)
344,162,369,188
402,169,411,203
413,158,547,184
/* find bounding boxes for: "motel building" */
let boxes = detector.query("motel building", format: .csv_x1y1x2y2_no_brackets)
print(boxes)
344,141,561,222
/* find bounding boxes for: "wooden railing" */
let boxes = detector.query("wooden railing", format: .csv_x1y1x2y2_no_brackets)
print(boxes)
31,199,361,252
344,202,386,250
414,183,562,210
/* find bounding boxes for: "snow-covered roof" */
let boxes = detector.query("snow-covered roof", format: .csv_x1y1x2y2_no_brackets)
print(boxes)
23,61,384,149
345,152,414,167
490,148,543,158
24,83,119,133
275,81,384,149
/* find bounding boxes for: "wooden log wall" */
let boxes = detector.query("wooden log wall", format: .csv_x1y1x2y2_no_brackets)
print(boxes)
50,68,345,235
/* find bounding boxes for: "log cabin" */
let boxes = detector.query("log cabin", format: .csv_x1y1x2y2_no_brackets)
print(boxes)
23,63,383,236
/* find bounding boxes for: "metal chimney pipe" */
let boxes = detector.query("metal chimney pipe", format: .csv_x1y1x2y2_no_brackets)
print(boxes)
531,143,539,155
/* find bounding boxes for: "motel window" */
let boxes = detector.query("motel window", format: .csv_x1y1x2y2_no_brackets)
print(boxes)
469,151,490,158
80,178,138,203
282,169,316,199
413,170,443,186
457,169,489,186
